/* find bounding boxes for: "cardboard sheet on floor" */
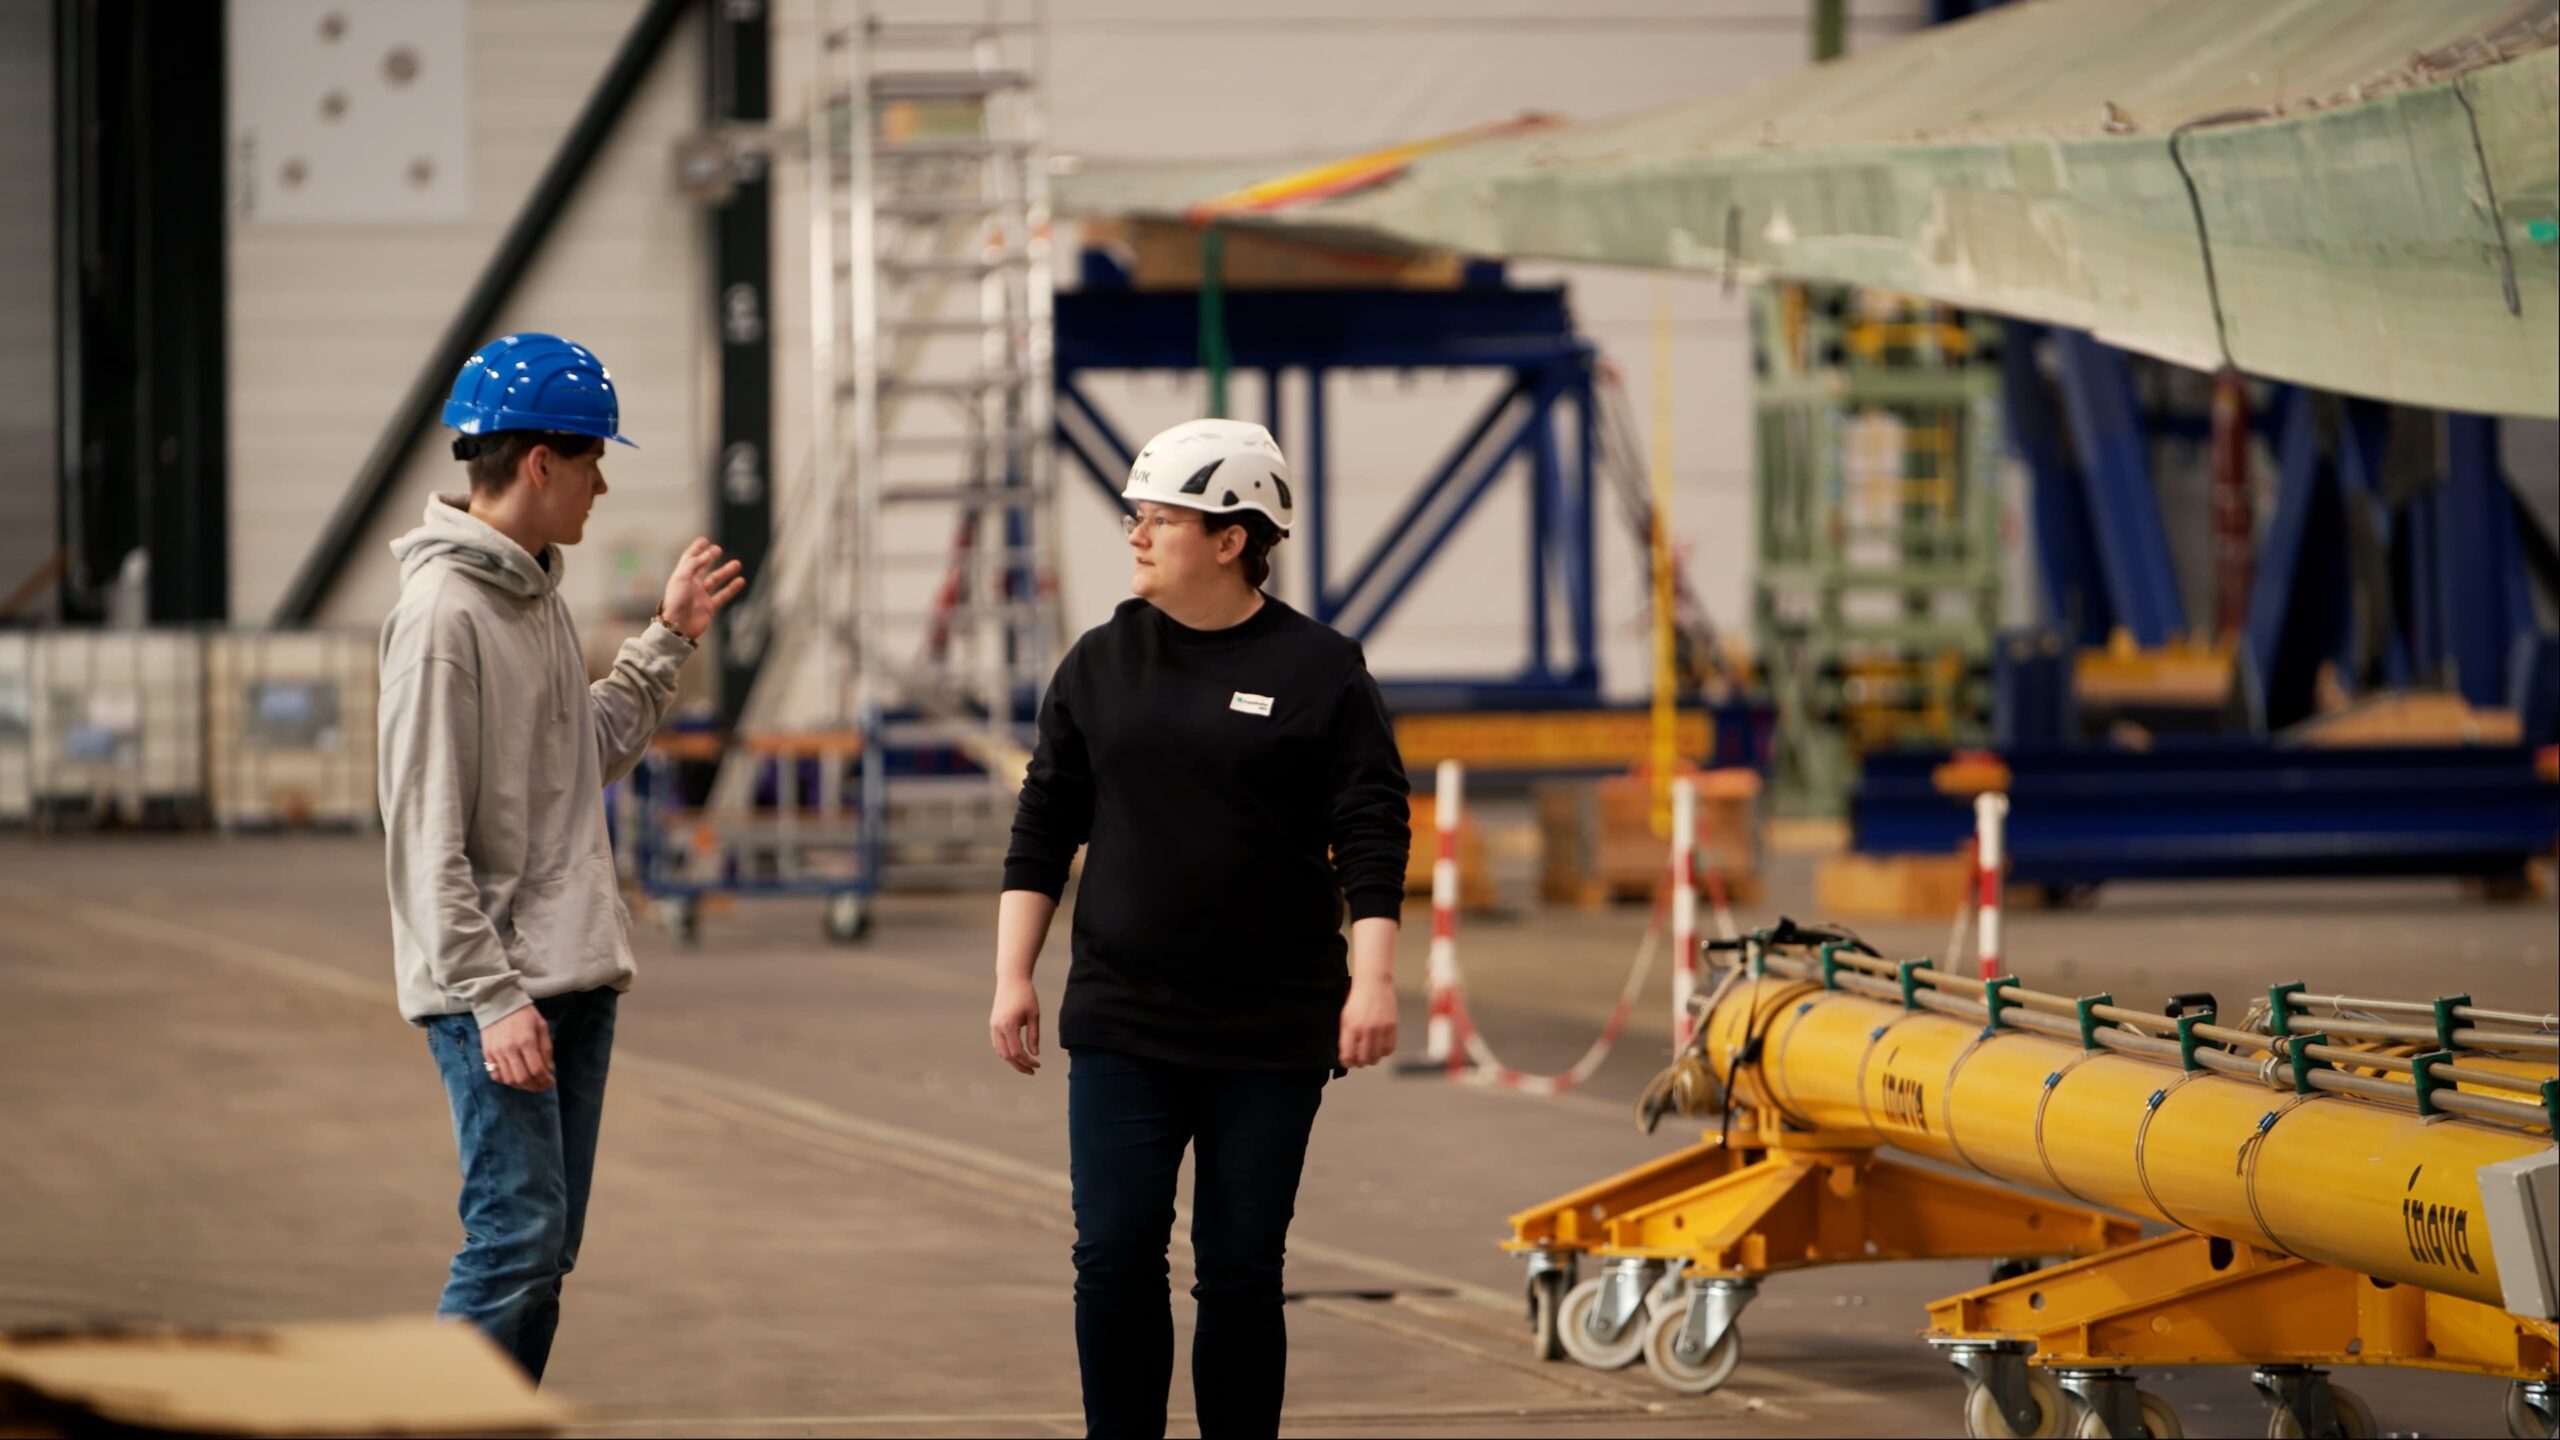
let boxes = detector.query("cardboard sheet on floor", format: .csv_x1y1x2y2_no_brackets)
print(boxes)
0,1316,562,1436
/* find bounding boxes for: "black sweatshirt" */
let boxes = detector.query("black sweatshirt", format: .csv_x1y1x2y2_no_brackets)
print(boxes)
1003,595,1412,1070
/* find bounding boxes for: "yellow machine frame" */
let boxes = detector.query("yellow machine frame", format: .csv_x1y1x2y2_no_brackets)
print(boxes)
1504,929,2559,1437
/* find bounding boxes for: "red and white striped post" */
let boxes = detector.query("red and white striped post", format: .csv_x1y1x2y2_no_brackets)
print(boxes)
1671,774,1698,1049
1974,791,2008,980
1423,760,1468,1072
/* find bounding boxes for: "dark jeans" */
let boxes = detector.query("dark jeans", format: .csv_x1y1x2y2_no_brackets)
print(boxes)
423,987,618,1384
1067,1048,1328,1440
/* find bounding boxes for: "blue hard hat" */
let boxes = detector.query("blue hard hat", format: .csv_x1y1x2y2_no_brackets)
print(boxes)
441,333,636,447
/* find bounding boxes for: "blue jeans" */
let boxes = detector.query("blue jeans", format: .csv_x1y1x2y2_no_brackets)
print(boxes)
1067,1048,1328,1440
423,987,618,1384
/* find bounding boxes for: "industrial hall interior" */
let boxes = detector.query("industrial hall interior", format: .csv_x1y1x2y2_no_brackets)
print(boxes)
5,0,2559,1437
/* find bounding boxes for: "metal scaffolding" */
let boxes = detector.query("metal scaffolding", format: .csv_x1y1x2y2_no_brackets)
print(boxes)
1751,286,2005,817
647,1,1057,942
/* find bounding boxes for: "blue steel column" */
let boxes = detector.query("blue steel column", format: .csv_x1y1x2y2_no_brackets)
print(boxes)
1307,366,1330,622
2442,415,2523,708
2241,386,2348,731
1529,365,1556,677
2048,329,2187,646
2334,398,2411,689
1263,366,1286,599
1569,356,1600,683
2408,483,2442,684
2001,322,2111,646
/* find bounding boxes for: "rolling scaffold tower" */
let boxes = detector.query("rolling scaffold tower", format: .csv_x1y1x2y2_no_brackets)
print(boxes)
649,0,1058,943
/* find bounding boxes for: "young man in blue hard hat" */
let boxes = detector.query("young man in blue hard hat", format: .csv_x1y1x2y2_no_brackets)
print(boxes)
378,333,745,1383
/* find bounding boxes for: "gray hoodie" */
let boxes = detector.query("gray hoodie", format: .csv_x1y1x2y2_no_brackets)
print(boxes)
378,496,693,1028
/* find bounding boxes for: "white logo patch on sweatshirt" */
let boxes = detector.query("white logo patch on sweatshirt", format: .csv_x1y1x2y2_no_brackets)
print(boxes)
1230,691,1274,717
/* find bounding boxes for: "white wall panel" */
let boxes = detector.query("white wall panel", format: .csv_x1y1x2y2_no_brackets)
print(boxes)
228,1,705,634
231,0,1928,706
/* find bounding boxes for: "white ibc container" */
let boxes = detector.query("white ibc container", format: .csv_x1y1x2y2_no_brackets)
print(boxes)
32,629,207,824
0,632,32,824
206,630,380,830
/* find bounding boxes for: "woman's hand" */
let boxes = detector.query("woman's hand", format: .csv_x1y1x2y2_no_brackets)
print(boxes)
990,974,1042,1075
1338,974,1399,1069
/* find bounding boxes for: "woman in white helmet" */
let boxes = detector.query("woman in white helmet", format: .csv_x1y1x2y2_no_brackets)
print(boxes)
989,417,1410,1439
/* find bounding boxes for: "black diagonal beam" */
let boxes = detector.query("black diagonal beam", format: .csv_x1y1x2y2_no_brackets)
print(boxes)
273,0,693,624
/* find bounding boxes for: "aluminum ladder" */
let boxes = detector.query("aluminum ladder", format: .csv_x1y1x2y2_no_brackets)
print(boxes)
816,0,1055,895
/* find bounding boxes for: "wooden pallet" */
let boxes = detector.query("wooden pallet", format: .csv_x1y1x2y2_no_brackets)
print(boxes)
1814,851,1972,920
1535,770,1764,911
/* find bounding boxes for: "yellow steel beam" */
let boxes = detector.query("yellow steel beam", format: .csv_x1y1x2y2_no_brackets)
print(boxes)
1503,1134,1758,1253
1925,1229,2559,1379
1596,1136,2138,1276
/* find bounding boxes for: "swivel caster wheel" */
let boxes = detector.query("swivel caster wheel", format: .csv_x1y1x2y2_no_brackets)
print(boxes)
1963,1372,2068,1439
2070,1391,2182,1439
2263,1384,2375,1438
1640,1304,1741,1394
824,893,870,944
1555,1274,1647,1371
2510,1383,2560,1440
1527,1268,1568,1363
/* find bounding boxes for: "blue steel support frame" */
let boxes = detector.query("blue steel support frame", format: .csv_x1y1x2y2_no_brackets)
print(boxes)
2048,328,2188,646
2441,414,2533,709
1853,744,2558,885
2332,397,2411,689
1054,285,1601,703
2003,321,2113,646
1327,377,1523,626
2004,312,2554,742
1341,368,1572,650
1306,366,1330,608
1556,381,1597,671
2240,385,2351,730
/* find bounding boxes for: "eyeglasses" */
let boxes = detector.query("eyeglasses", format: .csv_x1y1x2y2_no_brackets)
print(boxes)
1120,512,1200,539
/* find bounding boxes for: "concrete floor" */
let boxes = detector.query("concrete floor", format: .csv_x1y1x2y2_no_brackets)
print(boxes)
1,832,2551,1437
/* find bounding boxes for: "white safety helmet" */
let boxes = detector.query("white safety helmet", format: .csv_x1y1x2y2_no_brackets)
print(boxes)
1122,418,1293,537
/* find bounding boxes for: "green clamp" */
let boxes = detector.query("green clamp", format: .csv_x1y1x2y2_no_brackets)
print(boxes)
2542,1079,2558,1139
2431,995,2470,1052
1747,938,1768,980
1899,958,1934,1011
1981,976,2020,1038
2287,1032,2332,1095
1817,942,1848,991
2410,1050,2454,1119
2175,1010,2216,1073
2267,981,2307,1038
2075,993,2114,1052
